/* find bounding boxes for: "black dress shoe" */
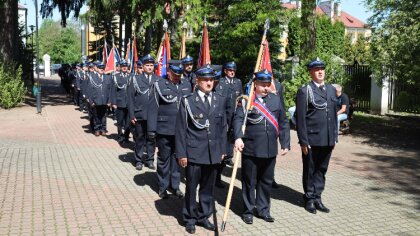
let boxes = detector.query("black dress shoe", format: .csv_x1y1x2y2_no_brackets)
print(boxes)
145,162,155,170
242,216,253,224
261,215,275,222
185,225,195,234
158,190,169,199
198,219,215,231
135,162,143,171
172,189,184,198
314,200,330,213
272,180,280,189
305,201,317,214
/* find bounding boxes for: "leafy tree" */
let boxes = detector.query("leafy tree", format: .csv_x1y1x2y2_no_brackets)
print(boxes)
41,0,87,27
38,19,81,64
51,28,81,63
0,0,19,62
210,0,288,80
365,0,420,85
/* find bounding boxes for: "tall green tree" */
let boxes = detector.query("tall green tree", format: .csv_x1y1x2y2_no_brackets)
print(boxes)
365,0,420,84
0,0,19,62
41,0,87,27
210,0,287,80
38,20,81,63
300,0,317,59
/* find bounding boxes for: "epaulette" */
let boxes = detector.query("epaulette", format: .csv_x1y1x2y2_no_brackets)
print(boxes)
183,93,193,98
213,90,225,97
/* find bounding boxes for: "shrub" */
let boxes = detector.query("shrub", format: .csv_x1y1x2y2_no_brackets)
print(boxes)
0,62,26,109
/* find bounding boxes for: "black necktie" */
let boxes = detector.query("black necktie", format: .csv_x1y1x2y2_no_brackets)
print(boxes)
204,94,211,110
319,85,325,91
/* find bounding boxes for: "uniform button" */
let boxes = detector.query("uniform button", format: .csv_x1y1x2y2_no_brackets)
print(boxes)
208,132,211,135
209,140,212,143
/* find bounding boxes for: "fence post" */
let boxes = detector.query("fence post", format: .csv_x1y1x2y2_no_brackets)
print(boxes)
370,76,390,115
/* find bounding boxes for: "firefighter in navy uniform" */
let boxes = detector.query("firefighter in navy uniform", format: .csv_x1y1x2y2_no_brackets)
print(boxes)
181,55,196,90
83,62,96,131
147,64,192,199
233,69,290,225
296,58,338,214
175,65,228,234
214,61,243,188
127,54,160,171
86,63,112,136
111,59,131,143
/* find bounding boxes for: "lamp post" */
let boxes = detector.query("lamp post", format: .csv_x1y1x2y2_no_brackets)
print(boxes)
29,25,35,48
34,0,41,113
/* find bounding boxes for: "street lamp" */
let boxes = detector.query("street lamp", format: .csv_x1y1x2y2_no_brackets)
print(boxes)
81,24,85,57
29,25,35,48
34,0,41,113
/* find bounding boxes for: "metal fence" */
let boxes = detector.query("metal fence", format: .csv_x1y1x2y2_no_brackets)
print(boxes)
343,64,371,112
389,79,420,114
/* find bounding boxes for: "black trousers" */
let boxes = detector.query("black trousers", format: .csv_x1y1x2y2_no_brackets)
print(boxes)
241,155,276,217
156,134,180,192
92,105,107,132
73,89,79,105
301,146,333,201
134,120,155,164
86,101,94,131
115,107,130,139
78,91,85,110
183,163,217,226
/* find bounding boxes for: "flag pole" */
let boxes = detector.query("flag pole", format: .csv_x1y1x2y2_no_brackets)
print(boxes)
179,21,187,59
221,18,270,232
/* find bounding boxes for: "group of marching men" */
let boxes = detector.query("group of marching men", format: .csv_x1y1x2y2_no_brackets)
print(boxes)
72,55,338,234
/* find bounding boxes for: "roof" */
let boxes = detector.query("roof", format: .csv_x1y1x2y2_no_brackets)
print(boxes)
282,3,324,15
281,2,367,28
18,3,27,9
337,11,366,28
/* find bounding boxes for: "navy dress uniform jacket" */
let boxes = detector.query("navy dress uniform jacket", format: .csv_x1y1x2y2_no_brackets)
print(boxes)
86,73,112,106
215,76,243,126
127,73,159,121
175,90,228,165
233,93,290,158
110,72,130,108
183,72,196,90
296,81,338,147
147,78,192,136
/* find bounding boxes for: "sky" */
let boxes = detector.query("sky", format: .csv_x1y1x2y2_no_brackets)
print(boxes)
21,0,373,30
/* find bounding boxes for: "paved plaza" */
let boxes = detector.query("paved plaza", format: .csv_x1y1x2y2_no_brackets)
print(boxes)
0,75,418,235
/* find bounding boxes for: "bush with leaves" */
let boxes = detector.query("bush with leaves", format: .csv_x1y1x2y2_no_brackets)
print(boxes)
0,62,26,109
282,53,348,109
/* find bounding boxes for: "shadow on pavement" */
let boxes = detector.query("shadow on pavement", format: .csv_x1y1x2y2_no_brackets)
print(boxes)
350,113,420,151
154,198,184,226
133,172,159,193
118,153,136,167
351,152,420,212
25,78,74,107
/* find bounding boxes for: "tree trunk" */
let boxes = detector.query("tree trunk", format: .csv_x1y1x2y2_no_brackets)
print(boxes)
0,0,19,62
301,0,317,59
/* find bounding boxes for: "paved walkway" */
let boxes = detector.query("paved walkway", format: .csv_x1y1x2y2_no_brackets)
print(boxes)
0,75,418,235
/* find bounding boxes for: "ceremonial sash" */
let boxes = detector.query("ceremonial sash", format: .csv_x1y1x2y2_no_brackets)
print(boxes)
253,99,279,135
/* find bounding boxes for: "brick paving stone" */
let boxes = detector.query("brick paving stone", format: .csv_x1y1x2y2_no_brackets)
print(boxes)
0,75,419,235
